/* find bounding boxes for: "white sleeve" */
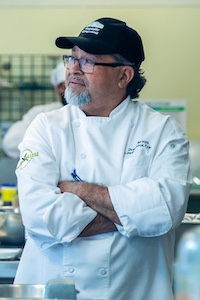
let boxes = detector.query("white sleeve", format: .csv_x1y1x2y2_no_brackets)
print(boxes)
109,125,192,238
43,193,97,244
16,114,97,249
2,106,46,158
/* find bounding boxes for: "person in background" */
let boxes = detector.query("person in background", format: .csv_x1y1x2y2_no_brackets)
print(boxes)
2,63,66,158
15,17,192,300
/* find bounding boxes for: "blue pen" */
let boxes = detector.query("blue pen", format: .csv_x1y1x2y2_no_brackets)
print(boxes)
71,169,83,182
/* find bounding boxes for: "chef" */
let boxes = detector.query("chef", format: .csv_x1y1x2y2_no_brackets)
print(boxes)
15,17,191,300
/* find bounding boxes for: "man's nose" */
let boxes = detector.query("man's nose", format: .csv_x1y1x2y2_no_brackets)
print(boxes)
69,60,83,74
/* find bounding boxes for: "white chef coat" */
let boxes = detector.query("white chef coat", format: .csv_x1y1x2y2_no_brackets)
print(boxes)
15,96,192,300
2,102,62,158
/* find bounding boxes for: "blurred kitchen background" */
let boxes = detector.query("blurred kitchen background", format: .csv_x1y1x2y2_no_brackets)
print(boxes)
0,54,62,149
0,0,200,286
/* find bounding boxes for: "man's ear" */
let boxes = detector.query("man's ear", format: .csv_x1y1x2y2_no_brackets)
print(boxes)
118,67,134,89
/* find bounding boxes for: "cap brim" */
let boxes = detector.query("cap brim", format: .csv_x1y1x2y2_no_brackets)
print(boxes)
56,36,113,55
56,36,97,51
55,37,77,49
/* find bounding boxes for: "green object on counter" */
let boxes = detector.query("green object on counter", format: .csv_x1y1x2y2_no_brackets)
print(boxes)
44,278,78,299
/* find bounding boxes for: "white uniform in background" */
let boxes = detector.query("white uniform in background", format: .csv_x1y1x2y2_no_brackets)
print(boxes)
2,102,62,158
2,63,66,158
15,97,191,300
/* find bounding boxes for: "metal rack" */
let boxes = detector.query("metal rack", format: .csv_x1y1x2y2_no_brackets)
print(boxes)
0,55,63,155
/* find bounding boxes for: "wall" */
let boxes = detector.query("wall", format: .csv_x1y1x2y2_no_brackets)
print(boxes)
0,5,200,140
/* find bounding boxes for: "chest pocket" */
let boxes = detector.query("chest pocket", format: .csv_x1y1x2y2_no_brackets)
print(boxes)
121,154,150,182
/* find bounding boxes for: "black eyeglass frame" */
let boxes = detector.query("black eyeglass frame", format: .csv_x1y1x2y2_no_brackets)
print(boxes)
62,55,134,74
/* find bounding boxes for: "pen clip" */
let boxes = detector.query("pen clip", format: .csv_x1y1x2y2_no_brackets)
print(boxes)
71,169,83,182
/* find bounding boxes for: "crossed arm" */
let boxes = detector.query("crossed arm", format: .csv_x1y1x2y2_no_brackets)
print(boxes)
58,181,121,236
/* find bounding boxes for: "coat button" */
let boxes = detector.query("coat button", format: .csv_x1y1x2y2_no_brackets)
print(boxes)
68,267,74,273
100,268,107,275
80,153,86,159
170,143,175,149
73,120,81,127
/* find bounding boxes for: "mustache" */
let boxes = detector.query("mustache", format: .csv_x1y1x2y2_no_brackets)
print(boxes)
67,75,87,86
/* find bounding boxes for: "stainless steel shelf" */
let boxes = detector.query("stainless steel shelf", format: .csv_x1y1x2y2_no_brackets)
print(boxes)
0,261,18,279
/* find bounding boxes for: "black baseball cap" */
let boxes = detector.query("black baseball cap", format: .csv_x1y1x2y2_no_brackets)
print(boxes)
56,17,145,69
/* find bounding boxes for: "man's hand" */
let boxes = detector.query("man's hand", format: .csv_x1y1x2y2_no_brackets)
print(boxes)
78,214,118,237
58,181,121,225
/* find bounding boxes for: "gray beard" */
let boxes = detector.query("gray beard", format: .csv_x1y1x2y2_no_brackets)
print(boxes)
64,88,91,107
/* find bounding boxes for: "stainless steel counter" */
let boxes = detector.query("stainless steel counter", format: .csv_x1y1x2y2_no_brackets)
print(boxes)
0,261,19,284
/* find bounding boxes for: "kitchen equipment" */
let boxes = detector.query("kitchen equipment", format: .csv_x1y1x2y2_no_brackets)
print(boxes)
0,282,105,299
175,213,200,256
1,184,17,206
0,284,45,298
0,158,18,187
0,248,22,260
44,278,77,299
0,280,77,299
0,206,25,246
174,221,200,299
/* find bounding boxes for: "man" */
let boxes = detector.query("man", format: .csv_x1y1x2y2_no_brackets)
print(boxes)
2,63,66,158
15,18,191,300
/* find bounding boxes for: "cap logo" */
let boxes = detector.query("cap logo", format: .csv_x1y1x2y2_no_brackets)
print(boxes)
81,21,104,36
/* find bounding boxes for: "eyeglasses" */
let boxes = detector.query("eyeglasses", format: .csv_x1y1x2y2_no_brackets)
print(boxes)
63,55,133,74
